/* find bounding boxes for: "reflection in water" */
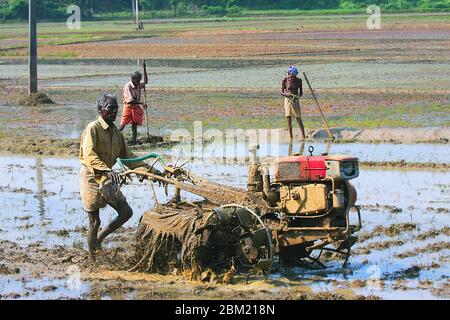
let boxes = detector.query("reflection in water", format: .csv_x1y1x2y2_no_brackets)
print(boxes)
325,140,332,155
299,141,305,155
35,158,45,217
288,141,305,156
0,155,449,299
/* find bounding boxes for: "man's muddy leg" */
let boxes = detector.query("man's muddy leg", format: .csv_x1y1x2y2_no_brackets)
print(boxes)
131,124,137,144
97,201,133,244
87,210,101,261
287,116,293,141
296,117,306,140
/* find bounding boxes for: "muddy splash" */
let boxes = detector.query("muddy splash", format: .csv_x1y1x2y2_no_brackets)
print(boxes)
131,202,208,275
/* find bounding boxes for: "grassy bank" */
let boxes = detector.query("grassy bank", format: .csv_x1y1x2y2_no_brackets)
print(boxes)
88,7,450,20
1,7,449,23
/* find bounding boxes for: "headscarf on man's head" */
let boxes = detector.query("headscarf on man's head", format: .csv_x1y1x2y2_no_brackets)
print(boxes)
287,66,299,76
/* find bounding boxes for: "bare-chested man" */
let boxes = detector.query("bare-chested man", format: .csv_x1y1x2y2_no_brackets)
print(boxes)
281,66,305,140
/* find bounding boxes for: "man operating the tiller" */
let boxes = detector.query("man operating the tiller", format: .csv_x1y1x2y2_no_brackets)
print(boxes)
79,94,161,262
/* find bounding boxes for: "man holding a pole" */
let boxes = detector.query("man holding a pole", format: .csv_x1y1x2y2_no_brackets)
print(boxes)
119,65,149,145
281,66,305,141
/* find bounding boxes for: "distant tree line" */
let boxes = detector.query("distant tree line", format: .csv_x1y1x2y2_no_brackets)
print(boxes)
0,0,448,20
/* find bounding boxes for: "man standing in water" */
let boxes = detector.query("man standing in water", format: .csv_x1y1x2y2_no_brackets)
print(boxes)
119,69,148,145
79,94,160,262
281,66,305,140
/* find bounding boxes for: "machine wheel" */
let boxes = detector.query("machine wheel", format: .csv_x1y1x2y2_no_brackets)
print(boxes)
197,204,273,278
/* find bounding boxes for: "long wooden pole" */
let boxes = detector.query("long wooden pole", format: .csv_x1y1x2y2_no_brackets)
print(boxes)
144,87,150,139
29,0,37,94
143,60,150,139
301,71,334,140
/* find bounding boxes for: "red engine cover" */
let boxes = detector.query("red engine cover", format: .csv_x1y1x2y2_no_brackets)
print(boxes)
274,155,327,183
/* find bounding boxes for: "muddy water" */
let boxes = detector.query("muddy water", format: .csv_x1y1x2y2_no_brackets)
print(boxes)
0,64,201,81
2,61,449,90
42,62,450,90
159,141,450,164
0,155,449,299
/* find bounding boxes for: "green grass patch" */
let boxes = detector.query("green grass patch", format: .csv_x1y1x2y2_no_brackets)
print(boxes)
240,7,449,16
91,8,450,20
177,103,450,132
1,12,448,43
319,104,450,129
0,49,25,56
44,51,79,58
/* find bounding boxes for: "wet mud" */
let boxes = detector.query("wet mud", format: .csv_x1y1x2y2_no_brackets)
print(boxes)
1,13,449,300
19,93,54,106
0,155,448,299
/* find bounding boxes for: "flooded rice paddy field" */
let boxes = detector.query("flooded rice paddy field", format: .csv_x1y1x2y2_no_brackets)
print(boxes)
0,14,449,300
0,87,448,146
41,62,450,91
1,16,449,134
0,154,448,300
1,57,448,137
158,141,450,164
1,60,449,91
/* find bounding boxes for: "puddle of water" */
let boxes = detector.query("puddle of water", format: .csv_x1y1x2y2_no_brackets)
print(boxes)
0,155,448,299
353,169,450,210
1,155,448,244
0,276,90,300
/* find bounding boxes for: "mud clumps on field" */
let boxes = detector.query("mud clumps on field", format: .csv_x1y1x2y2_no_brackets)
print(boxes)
20,93,54,106
360,161,448,170
355,223,418,243
0,186,34,194
0,136,172,157
415,227,450,241
395,241,450,259
0,138,80,156
290,290,380,300
47,229,71,237
128,136,164,145
431,280,450,298
359,204,403,213
385,266,421,280
366,240,405,250
0,264,20,275
130,202,215,278
373,223,417,237
129,200,262,284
